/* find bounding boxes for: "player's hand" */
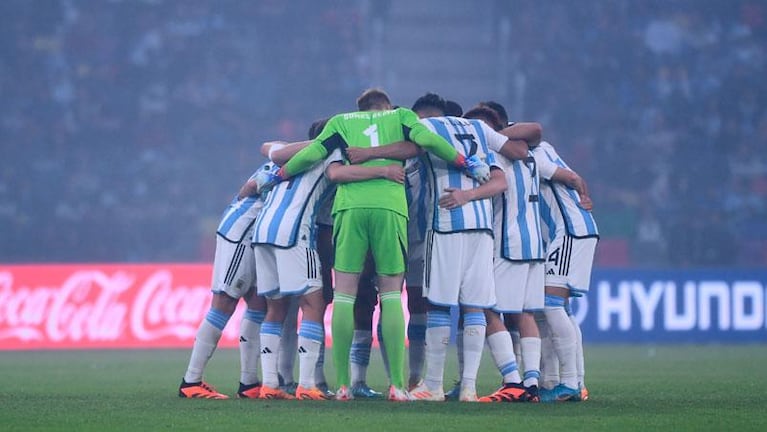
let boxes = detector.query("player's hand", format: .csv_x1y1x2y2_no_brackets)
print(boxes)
381,165,406,184
254,164,284,194
237,179,260,199
346,147,373,164
463,154,491,184
578,194,593,211
439,187,472,210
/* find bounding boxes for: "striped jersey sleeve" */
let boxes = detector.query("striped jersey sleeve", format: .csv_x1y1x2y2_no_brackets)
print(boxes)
252,149,343,248
534,142,599,239
216,164,268,243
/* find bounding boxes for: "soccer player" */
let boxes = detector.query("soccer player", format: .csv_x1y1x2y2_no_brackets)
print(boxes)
254,135,405,400
258,88,491,401
179,165,271,399
534,140,597,402
402,93,526,402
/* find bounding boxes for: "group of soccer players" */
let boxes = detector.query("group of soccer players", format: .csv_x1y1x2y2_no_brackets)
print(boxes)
178,88,599,403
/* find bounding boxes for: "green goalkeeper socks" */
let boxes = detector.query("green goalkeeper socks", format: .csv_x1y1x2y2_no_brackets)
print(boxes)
380,290,406,389
331,292,356,387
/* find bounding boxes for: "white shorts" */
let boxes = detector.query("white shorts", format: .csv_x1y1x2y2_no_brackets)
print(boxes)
254,243,322,299
406,240,425,287
423,230,495,308
493,260,544,313
211,236,256,299
544,235,598,296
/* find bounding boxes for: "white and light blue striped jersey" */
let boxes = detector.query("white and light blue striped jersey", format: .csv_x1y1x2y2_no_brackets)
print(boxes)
534,142,599,240
216,164,269,243
493,151,558,261
421,116,506,233
405,155,430,244
252,149,343,248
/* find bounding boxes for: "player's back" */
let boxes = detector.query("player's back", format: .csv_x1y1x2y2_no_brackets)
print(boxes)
328,108,415,217
420,116,498,233
217,165,268,243
535,142,599,239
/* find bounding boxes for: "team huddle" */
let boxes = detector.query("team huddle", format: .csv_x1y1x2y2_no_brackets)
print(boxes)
178,88,599,403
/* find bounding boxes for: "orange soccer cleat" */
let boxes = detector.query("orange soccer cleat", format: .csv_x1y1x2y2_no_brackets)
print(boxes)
258,385,296,400
478,383,528,403
295,386,330,400
178,379,229,399
236,382,262,399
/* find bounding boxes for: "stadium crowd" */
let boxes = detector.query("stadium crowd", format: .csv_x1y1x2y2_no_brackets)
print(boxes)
1,0,765,267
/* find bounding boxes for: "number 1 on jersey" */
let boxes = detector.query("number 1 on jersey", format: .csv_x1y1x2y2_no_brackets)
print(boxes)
363,124,379,147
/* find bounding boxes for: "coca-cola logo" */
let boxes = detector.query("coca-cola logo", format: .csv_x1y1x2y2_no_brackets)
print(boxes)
0,267,214,346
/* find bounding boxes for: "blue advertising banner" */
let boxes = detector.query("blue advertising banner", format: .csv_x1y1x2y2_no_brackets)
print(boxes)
571,269,767,343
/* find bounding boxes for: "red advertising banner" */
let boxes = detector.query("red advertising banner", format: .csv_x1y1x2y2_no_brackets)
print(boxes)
0,264,239,350
0,264,393,350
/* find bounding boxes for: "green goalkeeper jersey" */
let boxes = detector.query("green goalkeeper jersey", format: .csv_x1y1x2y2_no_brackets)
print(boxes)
282,107,460,218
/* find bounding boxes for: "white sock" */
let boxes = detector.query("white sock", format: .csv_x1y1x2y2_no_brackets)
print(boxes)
510,329,522,369
278,302,299,385
314,340,327,385
239,309,264,385
520,337,541,387
350,330,372,385
407,313,427,385
570,314,585,387
455,328,464,379
260,322,283,388
486,331,521,384
544,305,578,389
460,312,486,392
424,310,451,391
184,310,228,383
537,316,560,389
297,320,324,388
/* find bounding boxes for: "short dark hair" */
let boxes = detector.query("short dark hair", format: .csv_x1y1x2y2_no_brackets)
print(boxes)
464,106,504,131
411,92,447,115
445,100,463,117
357,88,392,111
308,117,329,140
478,101,509,126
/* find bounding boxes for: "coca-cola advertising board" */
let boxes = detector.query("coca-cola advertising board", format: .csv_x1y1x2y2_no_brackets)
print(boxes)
0,264,250,350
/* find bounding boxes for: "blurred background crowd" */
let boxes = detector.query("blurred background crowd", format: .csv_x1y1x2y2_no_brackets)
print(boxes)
1,0,765,267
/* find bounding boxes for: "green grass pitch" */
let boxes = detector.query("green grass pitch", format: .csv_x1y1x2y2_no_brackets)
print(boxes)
1,345,766,431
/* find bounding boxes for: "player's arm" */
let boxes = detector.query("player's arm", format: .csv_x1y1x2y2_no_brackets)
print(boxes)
261,140,312,166
500,122,542,148
345,141,421,164
237,178,260,200
438,167,507,210
551,168,593,210
325,161,405,184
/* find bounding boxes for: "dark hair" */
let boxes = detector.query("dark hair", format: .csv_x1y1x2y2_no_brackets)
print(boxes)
411,92,447,115
308,117,329,140
478,101,509,126
357,88,392,111
464,106,504,131
445,100,463,117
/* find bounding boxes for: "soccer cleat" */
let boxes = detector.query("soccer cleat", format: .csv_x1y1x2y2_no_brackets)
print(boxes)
295,386,330,400
317,382,335,398
178,379,229,399
335,385,354,401
258,385,296,400
525,385,540,403
409,382,445,401
578,386,589,401
459,387,478,402
388,385,413,402
236,382,262,399
478,382,528,403
351,382,383,398
444,380,461,400
540,383,580,402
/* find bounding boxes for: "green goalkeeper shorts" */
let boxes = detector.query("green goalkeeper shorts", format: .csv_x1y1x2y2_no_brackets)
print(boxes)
332,208,408,275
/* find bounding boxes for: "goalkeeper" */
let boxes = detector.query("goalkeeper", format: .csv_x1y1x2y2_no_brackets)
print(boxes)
259,88,490,401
